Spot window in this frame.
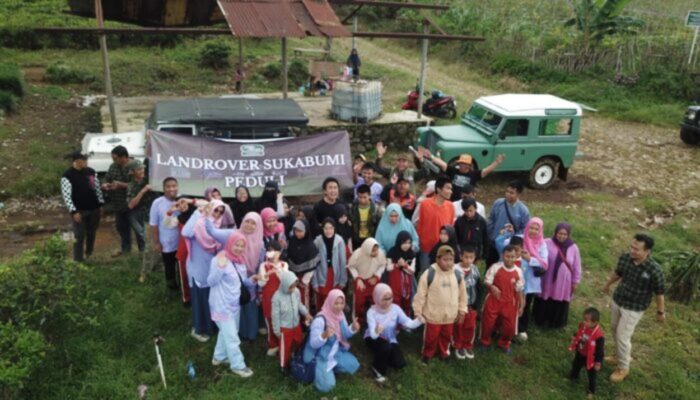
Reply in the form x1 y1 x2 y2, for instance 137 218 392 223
539 118 573 136
157 125 195 136
501 119 529 137
465 104 502 131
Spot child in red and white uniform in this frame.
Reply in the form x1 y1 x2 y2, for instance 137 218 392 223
347 238 386 326
453 244 482 360
480 244 525 353
272 270 312 371
257 240 288 356
569 307 604 399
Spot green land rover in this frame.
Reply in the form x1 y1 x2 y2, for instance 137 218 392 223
415 94 583 189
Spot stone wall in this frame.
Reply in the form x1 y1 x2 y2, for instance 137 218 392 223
307 120 429 154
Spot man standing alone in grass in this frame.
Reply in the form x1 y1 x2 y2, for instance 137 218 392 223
603 234 666 383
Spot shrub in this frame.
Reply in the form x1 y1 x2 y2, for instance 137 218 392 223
0 90 18 113
288 59 309 87
45 62 95 84
0 62 26 98
0 235 100 396
260 62 282 80
658 250 700 304
199 41 231 69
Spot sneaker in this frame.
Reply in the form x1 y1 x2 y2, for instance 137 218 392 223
111 250 123 258
266 347 279 356
372 368 386 384
464 349 475 359
190 328 210 343
258 327 268 335
609 368 629 383
420 356 430 366
230 367 254 378
455 349 467 360
212 358 228 367
517 332 528 342
604 355 618 365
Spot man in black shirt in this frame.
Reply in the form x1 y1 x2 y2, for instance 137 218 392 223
423 150 505 201
313 177 341 225
60 151 104 261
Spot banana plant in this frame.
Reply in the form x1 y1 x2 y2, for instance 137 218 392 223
564 0 643 56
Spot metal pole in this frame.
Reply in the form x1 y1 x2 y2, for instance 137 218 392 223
417 23 429 119
689 27 699 66
95 0 118 133
281 37 288 99
352 16 357 49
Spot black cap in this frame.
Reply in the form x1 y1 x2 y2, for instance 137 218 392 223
67 150 88 161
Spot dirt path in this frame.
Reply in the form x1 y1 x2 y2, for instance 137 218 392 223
342 39 700 205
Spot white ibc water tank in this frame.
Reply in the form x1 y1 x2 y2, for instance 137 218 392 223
331 80 382 122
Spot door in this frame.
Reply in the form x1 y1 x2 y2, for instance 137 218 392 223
493 118 530 171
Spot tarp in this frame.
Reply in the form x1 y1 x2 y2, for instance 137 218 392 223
148 130 353 196
150 98 309 126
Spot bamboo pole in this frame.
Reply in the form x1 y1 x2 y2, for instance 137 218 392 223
95 0 117 133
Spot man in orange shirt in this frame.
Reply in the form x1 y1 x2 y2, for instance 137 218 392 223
416 176 454 275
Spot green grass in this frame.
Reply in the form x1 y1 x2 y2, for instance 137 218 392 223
14 196 700 399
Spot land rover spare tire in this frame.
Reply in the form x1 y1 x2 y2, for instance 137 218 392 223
529 158 559 189
680 127 700 145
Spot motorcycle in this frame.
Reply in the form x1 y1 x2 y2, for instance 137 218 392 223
402 88 457 119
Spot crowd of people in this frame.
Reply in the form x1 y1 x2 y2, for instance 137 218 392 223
60 142 667 398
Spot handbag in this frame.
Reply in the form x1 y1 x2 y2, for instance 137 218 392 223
290 316 326 384
531 265 546 277
233 266 251 306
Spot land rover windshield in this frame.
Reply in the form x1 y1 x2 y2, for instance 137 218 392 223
463 104 502 135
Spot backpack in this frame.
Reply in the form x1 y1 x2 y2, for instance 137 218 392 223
290 315 326 384
427 266 463 288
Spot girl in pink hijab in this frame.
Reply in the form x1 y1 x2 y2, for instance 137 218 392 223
518 217 549 342
363 283 423 383
260 207 287 249
304 289 361 393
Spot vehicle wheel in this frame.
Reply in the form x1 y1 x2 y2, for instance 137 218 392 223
442 106 457 119
680 128 700 145
529 158 559 189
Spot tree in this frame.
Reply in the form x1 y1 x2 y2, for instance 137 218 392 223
565 0 643 62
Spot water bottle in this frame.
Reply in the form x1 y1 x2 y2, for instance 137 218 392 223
186 360 196 380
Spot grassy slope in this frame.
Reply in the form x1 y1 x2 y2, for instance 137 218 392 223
19 190 700 400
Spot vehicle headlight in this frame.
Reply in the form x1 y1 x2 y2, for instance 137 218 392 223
686 110 697 121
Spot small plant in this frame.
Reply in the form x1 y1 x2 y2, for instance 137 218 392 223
288 59 309 87
199 41 231 69
45 62 95 84
260 62 281 80
0 62 25 112
657 250 700 304
0 90 18 112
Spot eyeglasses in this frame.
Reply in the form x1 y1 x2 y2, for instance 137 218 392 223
213 208 223 214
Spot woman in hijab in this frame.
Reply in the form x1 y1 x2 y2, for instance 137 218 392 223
205 210 265 341
303 289 360 393
385 231 416 316
255 181 285 217
286 219 320 310
181 200 227 343
332 203 353 247
298 205 321 239
534 222 581 328
517 217 549 342
312 218 348 311
205 187 235 228
261 207 287 249
229 186 256 228
347 238 387 326
428 225 460 265
364 283 423 383
208 231 259 378
375 203 419 254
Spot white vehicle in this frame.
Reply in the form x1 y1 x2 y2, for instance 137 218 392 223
82 131 146 173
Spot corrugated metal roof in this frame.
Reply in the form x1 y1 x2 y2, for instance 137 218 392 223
217 0 350 38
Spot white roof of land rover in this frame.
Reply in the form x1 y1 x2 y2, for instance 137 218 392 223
476 94 583 117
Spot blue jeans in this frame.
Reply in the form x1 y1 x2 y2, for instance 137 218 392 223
128 208 146 252
315 349 360 393
190 281 214 336
213 310 246 371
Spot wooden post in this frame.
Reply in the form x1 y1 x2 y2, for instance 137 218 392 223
689 27 699 66
417 23 429 119
325 37 332 60
238 37 243 66
352 16 357 49
95 0 118 133
281 37 288 99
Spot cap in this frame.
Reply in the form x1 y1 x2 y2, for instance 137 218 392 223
67 150 88 161
293 220 306 232
421 180 436 197
355 154 367 162
437 245 455 258
396 152 410 161
127 159 145 171
455 154 473 165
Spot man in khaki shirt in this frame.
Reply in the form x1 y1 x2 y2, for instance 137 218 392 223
413 246 467 365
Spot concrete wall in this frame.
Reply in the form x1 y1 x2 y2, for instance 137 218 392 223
307 120 429 154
